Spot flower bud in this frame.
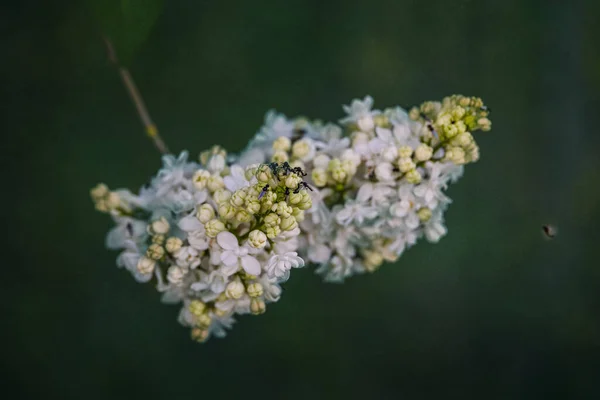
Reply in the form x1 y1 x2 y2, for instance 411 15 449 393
151 216 170 235
167 265 185 284
250 298 266 315
313 154 331 169
280 216 298 231
375 163 393 181
246 200 261 214
247 282 264 298
414 144 433 162
398 157 416 173
363 250 384 272
218 203 237 220
196 313 212 328
264 213 281 227
213 189 232 205
248 230 267 249
191 327 209 342
137 256 156 275
285 174 302 189
196 204 215 223
192 169 211 190
188 300 206 317
106 192 121 209
292 139 312 160
405 169 422 184
225 281 245 299
265 226 281 239
147 243 165 260
235 210 252 223
272 150 288 163
272 136 291 152
207 175 225 192
311 168 328 187
205 219 226 237
90 183 109 199
165 237 183 253
229 191 246 207
417 207 432 222
256 165 272 183
152 234 165 245
398 145 413 159
272 202 293 218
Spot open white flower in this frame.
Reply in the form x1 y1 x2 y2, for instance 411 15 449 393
266 252 305 281
216 231 261 276
223 165 250 192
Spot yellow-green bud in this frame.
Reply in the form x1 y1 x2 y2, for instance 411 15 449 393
197 313 212 329
213 189 232 205
147 243 165 260
272 201 293 218
152 234 165 245
189 300 206 317
405 169 422 184
191 327 209 343
105 192 121 209
246 200 261 215
151 216 170 235
230 191 247 207
248 230 267 249
398 157 416 173
363 250 384 272
256 165 272 183
247 282 264 298
264 213 281 227
136 256 156 275
250 298 266 315
285 174 302 189
225 281 245 299
408 107 420 120
165 237 183 253
236 210 252 223
272 150 289 163
398 145 413 159
478 117 492 131
192 169 211 190
218 203 237 220
292 139 311 160
197 204 215 223
272 136 292 152
455 132 473 147
417 207 432 222
265 226 281 239
414 144 433 162
205 219 226 237
280 216 298 231
90 183 109 199
207 175 225 192
312 168 328 187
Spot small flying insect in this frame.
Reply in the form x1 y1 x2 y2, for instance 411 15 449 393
480 105 491 113
294 181 313 194
420 112 439 140
258 184 270 200
280 162 292 175
542 224 558 239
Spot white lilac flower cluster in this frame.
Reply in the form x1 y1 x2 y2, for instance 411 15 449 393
235 95 492 282
93 94 491 342
91 149 311 342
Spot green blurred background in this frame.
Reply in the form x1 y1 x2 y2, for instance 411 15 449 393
4 0 600 398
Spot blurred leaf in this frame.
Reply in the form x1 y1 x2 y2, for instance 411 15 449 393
87 0 164 65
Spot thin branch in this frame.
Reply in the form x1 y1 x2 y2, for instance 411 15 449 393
104 37 170 155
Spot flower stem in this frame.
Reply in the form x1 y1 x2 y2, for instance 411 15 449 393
103 37 170 155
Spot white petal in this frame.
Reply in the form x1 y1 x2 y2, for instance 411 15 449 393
221 250 239 267
357 184 373 203
241 255 261 275
178 214 203 232
217 231 239 250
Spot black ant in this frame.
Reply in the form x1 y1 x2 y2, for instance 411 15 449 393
292 166 307 177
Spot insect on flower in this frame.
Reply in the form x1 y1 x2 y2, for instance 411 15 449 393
420 113 439 140
294 181 313 194
258 184 270 200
